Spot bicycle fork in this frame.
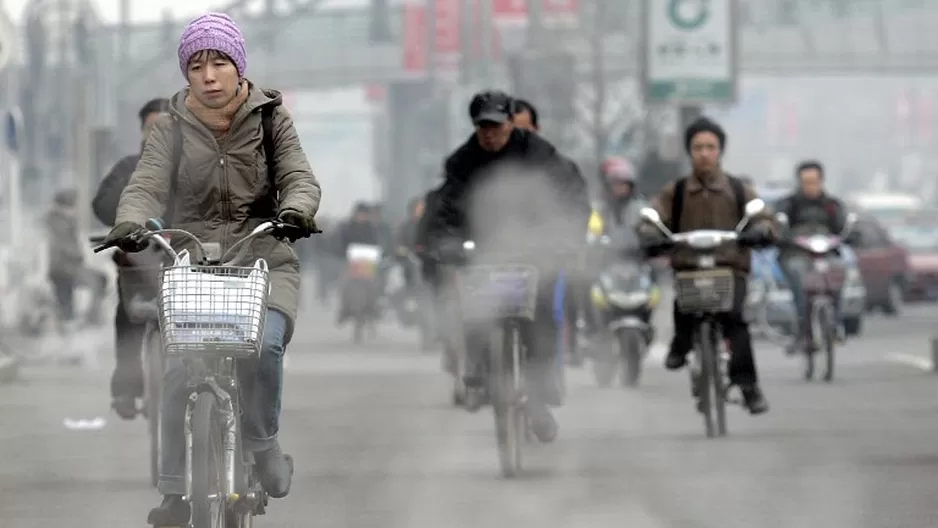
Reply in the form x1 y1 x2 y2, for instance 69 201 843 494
184 378 239 502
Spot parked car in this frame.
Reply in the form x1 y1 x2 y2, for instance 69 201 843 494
885 219 938 302
848 214 910 314
847 192 923 227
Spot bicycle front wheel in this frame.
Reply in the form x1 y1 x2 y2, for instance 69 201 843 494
819 302 836 382
491 323 523 478
190 393 228 528
143 329 163 488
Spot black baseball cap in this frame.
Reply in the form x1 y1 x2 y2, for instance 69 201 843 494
468 90 512 125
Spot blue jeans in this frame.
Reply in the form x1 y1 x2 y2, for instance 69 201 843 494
158 309 288 495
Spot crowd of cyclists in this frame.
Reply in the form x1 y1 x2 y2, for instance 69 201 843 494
53 11 857 526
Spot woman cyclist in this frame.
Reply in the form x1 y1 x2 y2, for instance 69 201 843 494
101 13 321 526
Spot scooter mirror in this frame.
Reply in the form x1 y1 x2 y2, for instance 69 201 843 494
744 199 766 218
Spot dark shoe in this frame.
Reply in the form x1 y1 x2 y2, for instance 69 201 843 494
255 445 294 499
740 385 769 415
146 494 190 526
463 376 489 413
527 402 558 443
664 345 688 370
112 395 138 420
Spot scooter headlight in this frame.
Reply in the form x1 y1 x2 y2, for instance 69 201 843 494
607 291 649 308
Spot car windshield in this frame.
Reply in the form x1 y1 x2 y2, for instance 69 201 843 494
889 225 938 254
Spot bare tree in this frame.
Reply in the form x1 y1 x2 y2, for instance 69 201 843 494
572 0 666 181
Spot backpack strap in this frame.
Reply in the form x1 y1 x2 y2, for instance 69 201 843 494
727 175 745 220
260 104 278 201
670 175 745 232
162 104 280 226
671 177 686 232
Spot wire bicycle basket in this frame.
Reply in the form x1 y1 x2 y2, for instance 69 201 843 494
674 268 736 315
460 264 540 321
158 251 270 359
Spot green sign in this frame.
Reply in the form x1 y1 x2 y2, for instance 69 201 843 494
643 0 738 104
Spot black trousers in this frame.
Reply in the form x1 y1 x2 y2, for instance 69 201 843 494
110 279 147 399
671 274 759 385
49 274 76 322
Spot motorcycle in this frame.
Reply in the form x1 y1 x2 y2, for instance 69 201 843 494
586 236 659 388
341 243 383 343
775 212 857 382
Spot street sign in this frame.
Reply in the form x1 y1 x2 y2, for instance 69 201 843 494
4 107 23 154
642 0 738 104
0 8 15 73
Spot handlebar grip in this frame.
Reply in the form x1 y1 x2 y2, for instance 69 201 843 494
93 241 115 253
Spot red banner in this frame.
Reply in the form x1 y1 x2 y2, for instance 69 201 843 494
492 0 577 23
402 2 426 72
435 0 460 55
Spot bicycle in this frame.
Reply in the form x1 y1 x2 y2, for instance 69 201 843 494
91 227 167 488
640 200 769 438
458 240 541 477
775 213 857 382
94 220 304 528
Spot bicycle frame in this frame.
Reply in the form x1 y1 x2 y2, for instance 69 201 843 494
688 316 731 438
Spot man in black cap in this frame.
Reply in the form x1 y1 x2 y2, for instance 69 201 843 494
426 90 590 442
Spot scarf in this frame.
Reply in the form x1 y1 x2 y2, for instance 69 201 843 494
185 80 249 137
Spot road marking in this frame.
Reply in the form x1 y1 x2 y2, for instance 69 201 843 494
884 353 934 372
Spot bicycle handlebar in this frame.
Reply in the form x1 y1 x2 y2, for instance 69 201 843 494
92 220 309 265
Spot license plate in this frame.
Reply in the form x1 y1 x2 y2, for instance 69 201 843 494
693 277 714 287
697 255 715 268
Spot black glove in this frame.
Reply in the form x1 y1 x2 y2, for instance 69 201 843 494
739 225 774 248
277 209 319 240
103 221 146 252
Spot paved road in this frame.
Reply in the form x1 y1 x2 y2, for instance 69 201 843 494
3 303 938 527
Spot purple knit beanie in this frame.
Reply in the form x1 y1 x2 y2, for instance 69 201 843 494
177 13 247 79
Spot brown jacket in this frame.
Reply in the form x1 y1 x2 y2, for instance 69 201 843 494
115 83 322 342
639 171 773 274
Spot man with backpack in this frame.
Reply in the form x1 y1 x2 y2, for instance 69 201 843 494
92 97 169 420
638 117 773 415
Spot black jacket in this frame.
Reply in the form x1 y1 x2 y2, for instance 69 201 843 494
92 154 140 227
775 192 847 236
426 129 589 260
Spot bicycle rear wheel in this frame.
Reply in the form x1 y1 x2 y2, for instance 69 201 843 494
491 322 523 478
190 393 229 528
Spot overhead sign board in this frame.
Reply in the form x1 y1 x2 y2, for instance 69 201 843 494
642 0 738 104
